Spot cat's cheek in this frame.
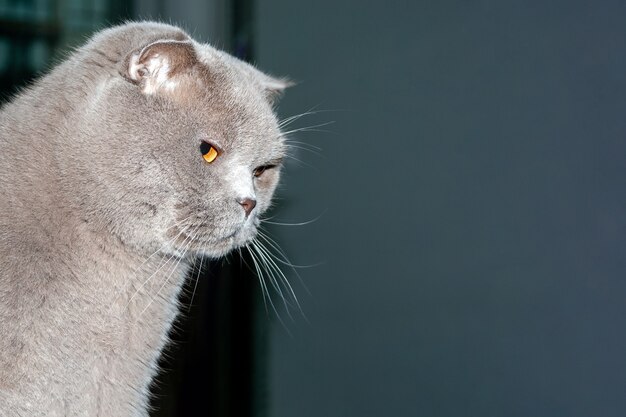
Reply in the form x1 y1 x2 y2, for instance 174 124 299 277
254 172 280 198
255 186 279 213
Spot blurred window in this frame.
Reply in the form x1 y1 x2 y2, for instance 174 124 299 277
0 0 130 100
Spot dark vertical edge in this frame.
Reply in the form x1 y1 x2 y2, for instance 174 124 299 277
232 0 269 416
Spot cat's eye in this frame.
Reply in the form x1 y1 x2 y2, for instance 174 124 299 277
253 164 276 178
200 141 219 163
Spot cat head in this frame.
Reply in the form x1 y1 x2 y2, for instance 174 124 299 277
67 23 290 258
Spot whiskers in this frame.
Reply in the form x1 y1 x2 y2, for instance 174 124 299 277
277 105 338 130
111 106 330 325
236 106 334 327
243 218 326 331
245 238 303 332
281 121 336 137
138 223 201 316
261 210 327 227
113 219 203 320
186 256 205 313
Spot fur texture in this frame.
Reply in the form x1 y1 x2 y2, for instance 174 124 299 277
0 22 287 416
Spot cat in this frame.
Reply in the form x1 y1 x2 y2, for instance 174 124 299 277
0 21 289 416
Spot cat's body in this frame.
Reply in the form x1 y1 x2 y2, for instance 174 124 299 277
0 22 287 416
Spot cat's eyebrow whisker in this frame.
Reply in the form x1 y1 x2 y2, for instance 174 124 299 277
283 153 317 170
278 106 345 129
284 139 323 151
278 104 324 128
284 142 321 151
284 143 325 158
280 121 336 136
278 110 317 128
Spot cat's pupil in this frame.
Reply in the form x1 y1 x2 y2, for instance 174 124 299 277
199 141 211 155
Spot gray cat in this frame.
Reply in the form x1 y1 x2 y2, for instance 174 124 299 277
0 22 288 416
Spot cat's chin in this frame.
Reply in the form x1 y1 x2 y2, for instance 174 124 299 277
186 228 257 259
192 241 248 259
160 216 259 259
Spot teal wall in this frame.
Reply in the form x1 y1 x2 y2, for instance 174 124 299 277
256 2 626 416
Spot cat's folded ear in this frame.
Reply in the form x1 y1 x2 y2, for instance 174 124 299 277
121 39 197 95
260 75 294 105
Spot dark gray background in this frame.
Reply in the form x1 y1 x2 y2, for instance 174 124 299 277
255 1 626 416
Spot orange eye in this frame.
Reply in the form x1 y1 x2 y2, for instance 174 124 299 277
200 141 219 163
253 164 277 178
253 166 266 177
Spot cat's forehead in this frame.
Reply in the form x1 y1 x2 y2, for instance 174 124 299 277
182 46 283 148
107 24 288 155
201 56 275 126
193 43 257 82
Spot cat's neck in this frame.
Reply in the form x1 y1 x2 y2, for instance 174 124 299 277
65 216 193 333
74 239 192 415
0 209 193 415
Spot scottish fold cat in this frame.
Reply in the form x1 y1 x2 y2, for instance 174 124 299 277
0 22 288 416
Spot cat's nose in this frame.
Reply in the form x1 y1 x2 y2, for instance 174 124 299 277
238 198 257 217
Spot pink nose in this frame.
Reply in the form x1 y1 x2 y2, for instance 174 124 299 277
238 198 257 217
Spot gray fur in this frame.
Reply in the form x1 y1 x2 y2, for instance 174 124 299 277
0 22 287 416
